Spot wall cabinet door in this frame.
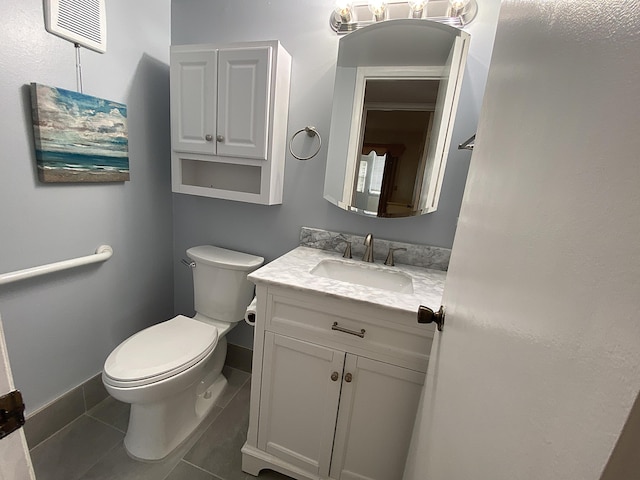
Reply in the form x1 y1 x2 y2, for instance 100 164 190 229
330 355 425 480
257 333 344 479
170 46 270 160
170 49 217 155
217 47 271 160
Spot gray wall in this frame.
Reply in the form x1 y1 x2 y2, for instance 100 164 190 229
0 0 173 414
171 0 502 348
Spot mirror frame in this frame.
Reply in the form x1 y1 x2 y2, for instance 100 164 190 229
323 19 470 218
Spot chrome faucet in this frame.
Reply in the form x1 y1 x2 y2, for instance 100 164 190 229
362 233 374 262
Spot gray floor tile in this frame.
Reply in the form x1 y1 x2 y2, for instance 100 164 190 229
165 461 216 480
184 382 292 480
217 366 251 409
79 405 223 480
87 396 130 432
79 442 183 480
30 415 123 480
24 386 85 449
184 381 251 479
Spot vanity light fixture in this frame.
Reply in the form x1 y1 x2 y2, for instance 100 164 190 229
330 0 477 33
368 0 388 21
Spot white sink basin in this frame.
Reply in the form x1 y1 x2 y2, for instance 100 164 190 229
310 259 414 293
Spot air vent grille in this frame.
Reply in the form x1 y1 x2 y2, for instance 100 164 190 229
44 0 107 53
57 0 102 44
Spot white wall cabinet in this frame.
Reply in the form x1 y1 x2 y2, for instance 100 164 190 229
170 41 291 204
242 286 433 480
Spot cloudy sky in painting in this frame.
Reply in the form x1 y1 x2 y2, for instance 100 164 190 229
32 84 128 158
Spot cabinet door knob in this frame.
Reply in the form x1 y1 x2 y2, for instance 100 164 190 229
216 134 225 142
331 371 339 382
344 373 353 383
205 134 213 142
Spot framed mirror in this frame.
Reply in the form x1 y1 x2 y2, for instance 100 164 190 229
323 19 470 218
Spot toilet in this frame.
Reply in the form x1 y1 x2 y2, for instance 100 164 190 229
102 245 264 460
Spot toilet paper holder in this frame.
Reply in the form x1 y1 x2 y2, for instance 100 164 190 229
245 296 258 326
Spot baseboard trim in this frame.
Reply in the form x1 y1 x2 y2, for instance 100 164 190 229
23 349 253 450
23 372 108 450
226 343 253 373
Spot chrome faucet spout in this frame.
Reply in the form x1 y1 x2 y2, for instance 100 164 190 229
362 233 374 263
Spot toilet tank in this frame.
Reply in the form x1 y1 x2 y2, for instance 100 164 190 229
186 246 264 323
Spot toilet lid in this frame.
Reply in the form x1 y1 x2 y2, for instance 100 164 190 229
103 315 218 387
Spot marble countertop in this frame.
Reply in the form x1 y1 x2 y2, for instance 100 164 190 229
248 246 446 315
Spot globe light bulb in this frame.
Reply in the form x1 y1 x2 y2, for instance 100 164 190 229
408 0 428 18
448 0 470 15
334 0 354 23
368 0 388 21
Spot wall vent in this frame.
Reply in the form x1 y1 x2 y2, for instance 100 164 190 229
44 0 107 53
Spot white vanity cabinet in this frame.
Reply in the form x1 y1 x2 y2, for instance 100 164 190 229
170 41 291 204
242 286 434 480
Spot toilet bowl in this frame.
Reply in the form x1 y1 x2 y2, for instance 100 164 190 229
102 245 264 460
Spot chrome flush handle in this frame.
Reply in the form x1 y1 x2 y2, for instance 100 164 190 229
181 258 195 268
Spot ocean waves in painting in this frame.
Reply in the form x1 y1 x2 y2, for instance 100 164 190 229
36 150 130 173
30 83 130 183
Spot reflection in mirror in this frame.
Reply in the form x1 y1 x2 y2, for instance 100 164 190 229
323 19 470 218
353 79 438 217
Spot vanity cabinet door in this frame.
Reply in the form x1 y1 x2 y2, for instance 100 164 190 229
170 49 218 155
330 355 425 480
257 333 345 478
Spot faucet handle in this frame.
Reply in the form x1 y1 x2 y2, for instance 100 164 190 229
384 247 407 267
342 241 352 259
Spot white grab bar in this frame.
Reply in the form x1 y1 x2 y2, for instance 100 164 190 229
0 245 113 286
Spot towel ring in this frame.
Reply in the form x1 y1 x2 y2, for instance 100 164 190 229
289 126 322 161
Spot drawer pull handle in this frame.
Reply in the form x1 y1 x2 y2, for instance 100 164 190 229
331 322 365 338
331 371 339 382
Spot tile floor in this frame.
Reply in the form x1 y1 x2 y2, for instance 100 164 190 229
29 367 292 480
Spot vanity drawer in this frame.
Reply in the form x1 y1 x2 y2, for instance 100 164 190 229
263 288 434 373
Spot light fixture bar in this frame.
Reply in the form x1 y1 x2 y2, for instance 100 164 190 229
330 0 477 34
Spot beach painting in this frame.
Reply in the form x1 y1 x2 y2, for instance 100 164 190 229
30 83 129 183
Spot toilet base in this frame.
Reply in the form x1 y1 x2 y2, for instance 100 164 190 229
124 373 228 461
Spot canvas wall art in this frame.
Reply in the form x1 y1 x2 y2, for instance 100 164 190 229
30 83 129 182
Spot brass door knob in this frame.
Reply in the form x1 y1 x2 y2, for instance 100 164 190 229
344 373 353 383
417 305 445 332
331 372 339 381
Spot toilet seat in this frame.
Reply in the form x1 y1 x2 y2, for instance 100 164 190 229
103 315 218 388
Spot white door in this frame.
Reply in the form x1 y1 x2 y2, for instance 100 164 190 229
404 2 640 480
217 46 271 160
0 314 35 480
170 49 217 154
